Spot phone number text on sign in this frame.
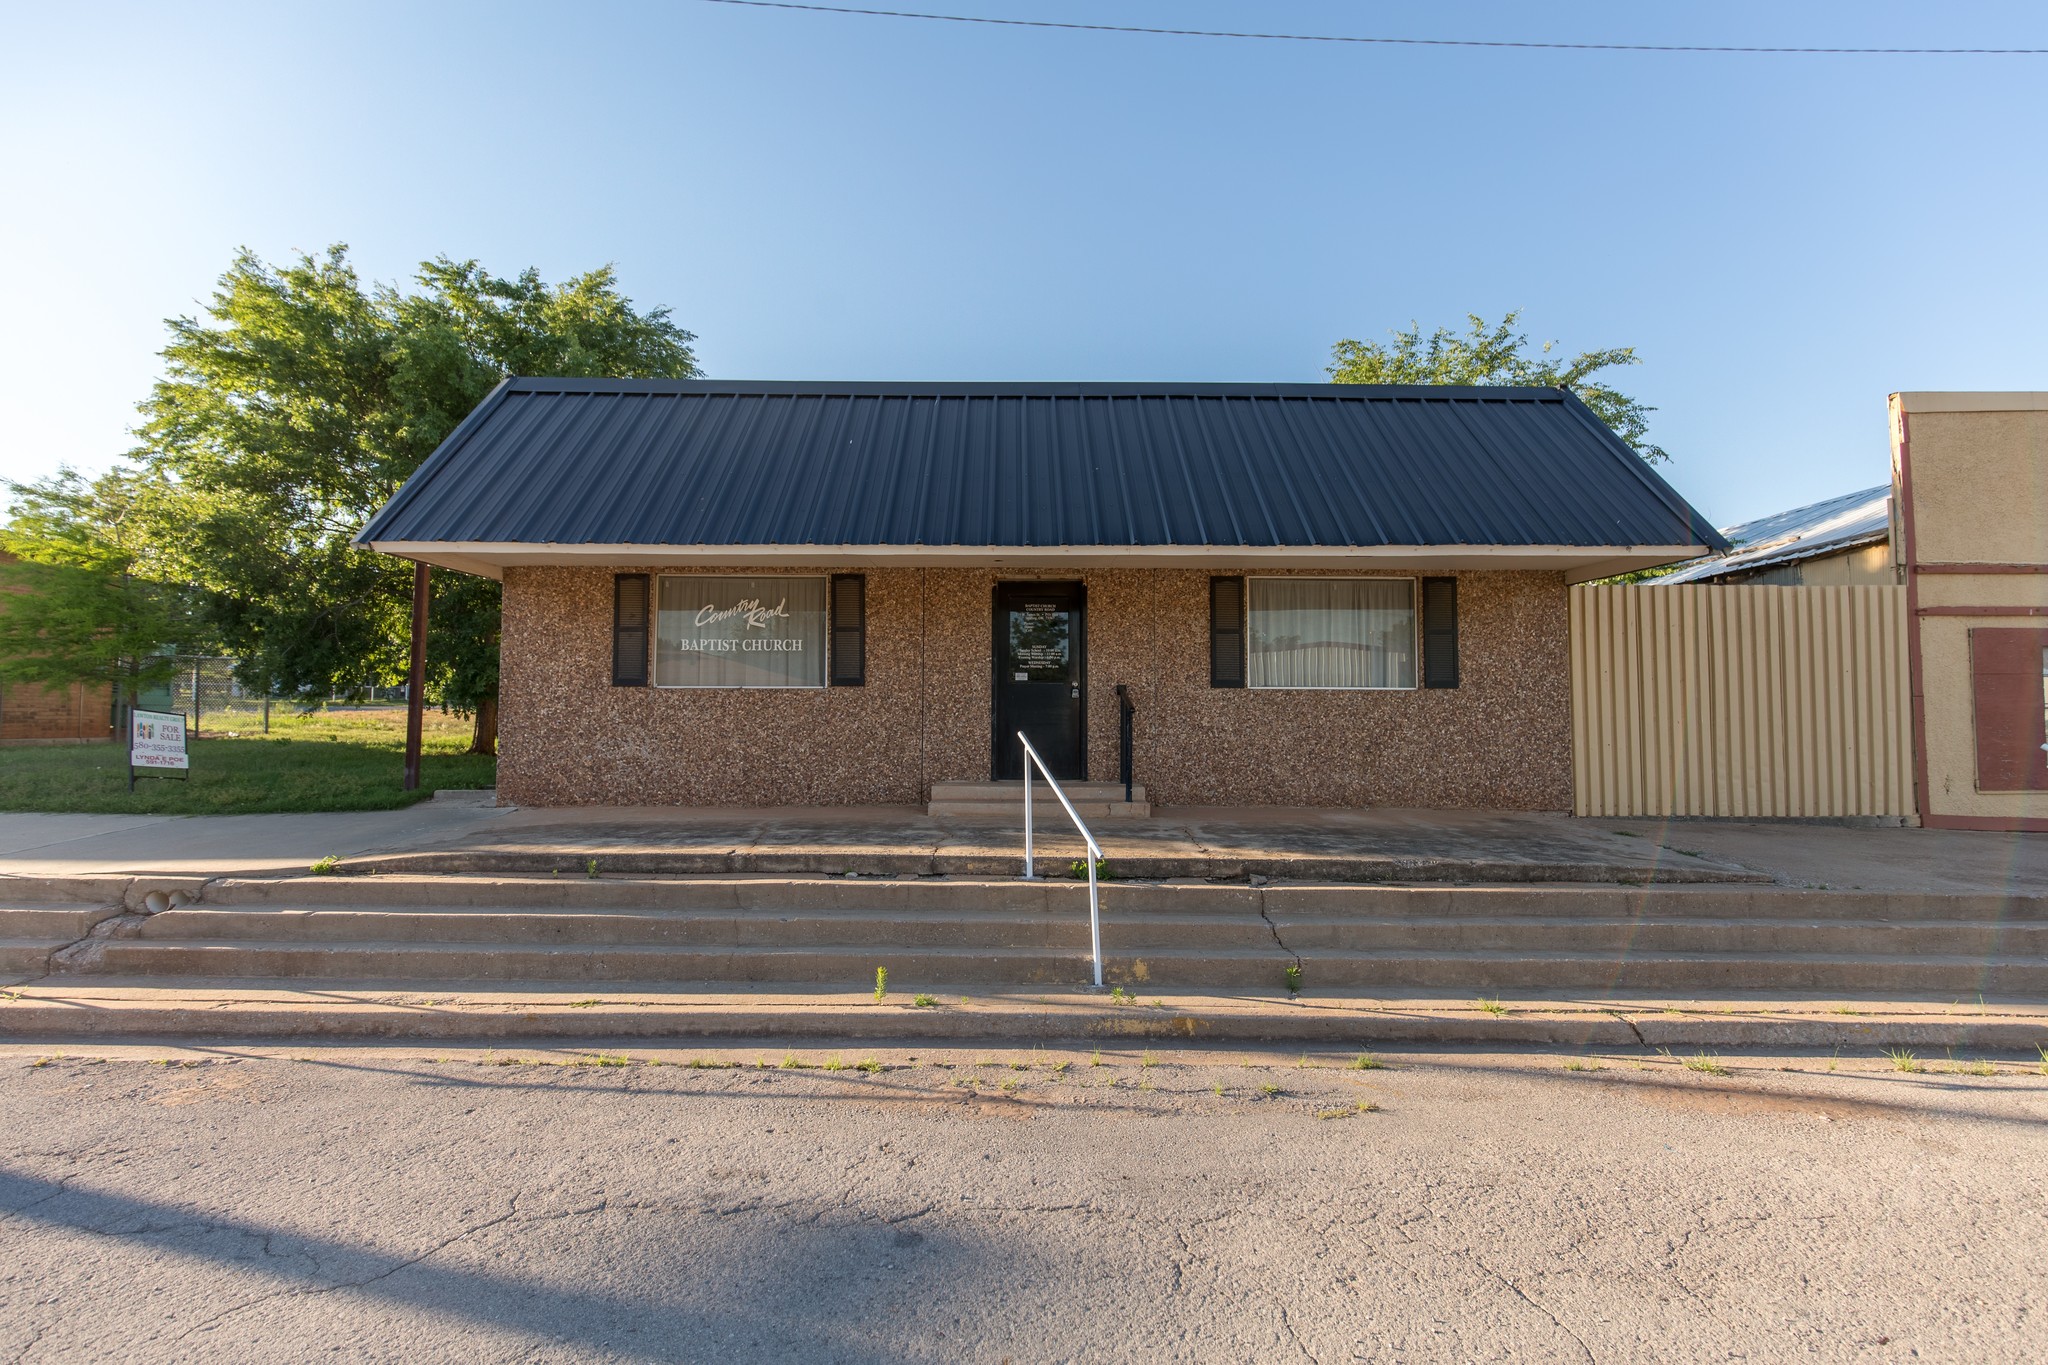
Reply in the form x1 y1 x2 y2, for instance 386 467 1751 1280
131 710 190 770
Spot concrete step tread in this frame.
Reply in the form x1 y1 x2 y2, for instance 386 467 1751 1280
930 781 1147 799
6 980 2046 1046
926 803 1152 819
91 938 2048 966
141 903 2048 931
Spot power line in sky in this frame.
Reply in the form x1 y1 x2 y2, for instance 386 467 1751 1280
696 0 2048 56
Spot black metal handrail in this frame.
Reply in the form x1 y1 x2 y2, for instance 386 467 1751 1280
1114 683 1135 804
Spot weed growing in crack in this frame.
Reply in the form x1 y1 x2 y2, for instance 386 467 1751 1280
1349 1052 1386 1071
586 859 600 879
1682 1051 1729 1077
1109 985 1134 1006
309 855 339 875
1089 1049 1103 1067
1317 1104 1368 1120
824 1055 847 1072
567 999 601 1009
1959 1059 1996 1077
1563 1059 1604 1073
874 967 887 1003
1259 1083 1281 1097
1475 998 1508 1016
912 994 938 1008
780 1052 812 1070
1140 1050 1158 1068
1886 1048 1924 1074
1283 964 1303 996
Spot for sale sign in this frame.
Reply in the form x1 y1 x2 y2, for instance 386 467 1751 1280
130 709 189 770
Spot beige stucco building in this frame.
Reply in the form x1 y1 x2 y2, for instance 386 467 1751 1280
1892 392 2048 831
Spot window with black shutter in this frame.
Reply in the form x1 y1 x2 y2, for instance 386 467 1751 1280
1210 576 1245 688
829 574 866 686
1422 576 1459 689
612 574 649 686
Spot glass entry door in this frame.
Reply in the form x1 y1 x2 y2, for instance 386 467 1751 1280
993 582 1085 781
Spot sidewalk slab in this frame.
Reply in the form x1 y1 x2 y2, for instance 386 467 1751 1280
4 981 2043 1049
6 802 2044 894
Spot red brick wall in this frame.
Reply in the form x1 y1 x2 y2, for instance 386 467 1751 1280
0 680 115 743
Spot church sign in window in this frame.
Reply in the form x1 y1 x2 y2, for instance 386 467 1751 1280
654 576 827 688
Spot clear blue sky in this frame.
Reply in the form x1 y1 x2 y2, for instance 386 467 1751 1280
3 1 2045 527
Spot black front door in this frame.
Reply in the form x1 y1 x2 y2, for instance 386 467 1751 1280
993 582 1085 781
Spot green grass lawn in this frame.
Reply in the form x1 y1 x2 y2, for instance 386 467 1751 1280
0 706 496 814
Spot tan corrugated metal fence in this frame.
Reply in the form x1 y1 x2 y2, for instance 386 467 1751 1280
1570 584 1913 818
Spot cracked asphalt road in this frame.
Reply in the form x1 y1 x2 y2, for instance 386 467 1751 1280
0 1043 2042 1363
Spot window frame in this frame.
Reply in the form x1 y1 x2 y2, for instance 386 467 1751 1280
1244 575 1422 693
650 573 832 691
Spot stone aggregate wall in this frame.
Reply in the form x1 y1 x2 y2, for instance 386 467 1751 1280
498 565 1571 810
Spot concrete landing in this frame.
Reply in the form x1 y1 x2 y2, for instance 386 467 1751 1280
330 806 1774 885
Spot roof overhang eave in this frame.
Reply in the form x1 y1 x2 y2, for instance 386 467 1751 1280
359 540 1711 581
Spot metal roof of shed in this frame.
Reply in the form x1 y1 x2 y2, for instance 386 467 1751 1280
1657 484 1892 584
358 379 1728 578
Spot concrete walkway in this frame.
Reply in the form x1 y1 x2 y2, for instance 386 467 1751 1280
0 794 512 879
4 799 2044 892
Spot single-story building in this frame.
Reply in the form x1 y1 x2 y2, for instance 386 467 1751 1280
1655 483 1896 586
357 379 1726 809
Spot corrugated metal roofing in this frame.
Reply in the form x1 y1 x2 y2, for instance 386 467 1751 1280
357 379 1728 553
1657 484 1891 584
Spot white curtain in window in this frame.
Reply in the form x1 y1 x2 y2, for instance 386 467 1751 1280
655 576 827 687
1248 579 1416 689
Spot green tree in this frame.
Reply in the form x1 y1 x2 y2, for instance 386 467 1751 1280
1327 311 1667 462
0 467 204 719
133 246 699 753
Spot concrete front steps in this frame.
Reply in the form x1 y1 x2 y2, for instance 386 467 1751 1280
25 874 2048 998
0 876 158 977
927 780 1150 819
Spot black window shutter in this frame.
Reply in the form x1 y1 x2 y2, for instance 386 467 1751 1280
612 574 650 687
1210 576 1245 688
1422 576 1459 689
830 574 866 686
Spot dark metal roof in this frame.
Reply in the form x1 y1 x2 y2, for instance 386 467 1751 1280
358 378 1728 552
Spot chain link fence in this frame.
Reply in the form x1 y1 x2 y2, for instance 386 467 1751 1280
146 657 419 736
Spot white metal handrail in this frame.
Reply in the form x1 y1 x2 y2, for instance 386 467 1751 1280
1017 730 1105 988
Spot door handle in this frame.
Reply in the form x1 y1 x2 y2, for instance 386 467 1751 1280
1071 687 1080 699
